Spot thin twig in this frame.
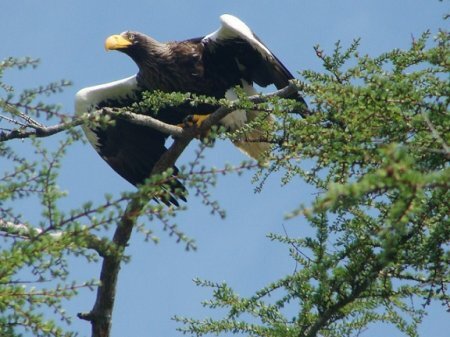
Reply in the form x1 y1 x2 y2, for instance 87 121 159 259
0 114 29 128
0 219 108 256
0 118 83 141
421 110 450 155
0 219 63 239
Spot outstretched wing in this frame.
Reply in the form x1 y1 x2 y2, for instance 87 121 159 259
198 15 306 160
75 75 186 205
202 14 305 104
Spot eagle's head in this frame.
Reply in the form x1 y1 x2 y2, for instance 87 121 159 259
104 31 183 90
105 31 149 52
104 31 168 66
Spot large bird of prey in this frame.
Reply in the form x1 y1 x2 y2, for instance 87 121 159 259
75 14 305 205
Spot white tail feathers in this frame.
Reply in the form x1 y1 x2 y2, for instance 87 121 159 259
229 110 273 162
232 132 272 161
221 83 273 162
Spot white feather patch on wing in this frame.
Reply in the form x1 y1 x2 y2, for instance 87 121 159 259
203 14 273 57
220 80 273 161
74 75 139 149
220 80 258 130
220 89 246 130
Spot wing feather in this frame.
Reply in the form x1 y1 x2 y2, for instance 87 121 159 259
202 14 303 98
75 75 185 205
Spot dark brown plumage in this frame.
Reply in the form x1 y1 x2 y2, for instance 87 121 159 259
75 14 306 205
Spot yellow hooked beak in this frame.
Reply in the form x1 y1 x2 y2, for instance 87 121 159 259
105 34 132 51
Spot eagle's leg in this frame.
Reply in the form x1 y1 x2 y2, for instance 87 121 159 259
179 114 210 128
178 114 211 139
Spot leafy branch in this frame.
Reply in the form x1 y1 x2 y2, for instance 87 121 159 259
174 28 449 337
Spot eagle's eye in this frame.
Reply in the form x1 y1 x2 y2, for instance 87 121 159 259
127 33 136 42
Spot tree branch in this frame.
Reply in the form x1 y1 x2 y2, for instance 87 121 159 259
0 219 109 257
202 81 301 128
300 220 420 337
0 118 84 141
1 83 302 337
1 82 303 142
0 219 63 239
75 84 303 337
76 83 303 337
77 197 144 337
151 82 302 173
421 110 450 155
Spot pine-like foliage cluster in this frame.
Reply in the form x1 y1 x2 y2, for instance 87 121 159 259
0 25 448 337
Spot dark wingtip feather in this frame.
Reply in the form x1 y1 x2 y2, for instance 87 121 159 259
163 178 188 207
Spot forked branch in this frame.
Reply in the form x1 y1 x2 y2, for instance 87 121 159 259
2 83 303 337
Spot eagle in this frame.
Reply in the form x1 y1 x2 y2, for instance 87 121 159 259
75 14 305 205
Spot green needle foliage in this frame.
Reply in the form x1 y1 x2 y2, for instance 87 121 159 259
174 31 449 337
0 24 448 337
0 58 103 337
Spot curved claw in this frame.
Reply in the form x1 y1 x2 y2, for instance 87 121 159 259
177 114 211 138
178 114 210 128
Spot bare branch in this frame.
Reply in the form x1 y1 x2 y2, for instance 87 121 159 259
0 118 83 141
1 82 303 142
77 197 144 337
0 113 29 128
102 108 184 137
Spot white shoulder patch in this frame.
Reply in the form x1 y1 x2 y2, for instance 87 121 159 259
74 74 138 149
220 80 258 130
75 75 138 115
203 14 272 56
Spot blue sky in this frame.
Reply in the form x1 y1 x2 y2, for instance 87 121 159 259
2 1 448 336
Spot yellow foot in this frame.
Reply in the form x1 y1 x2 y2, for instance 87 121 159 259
177 114 211 139
178 114 210 128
